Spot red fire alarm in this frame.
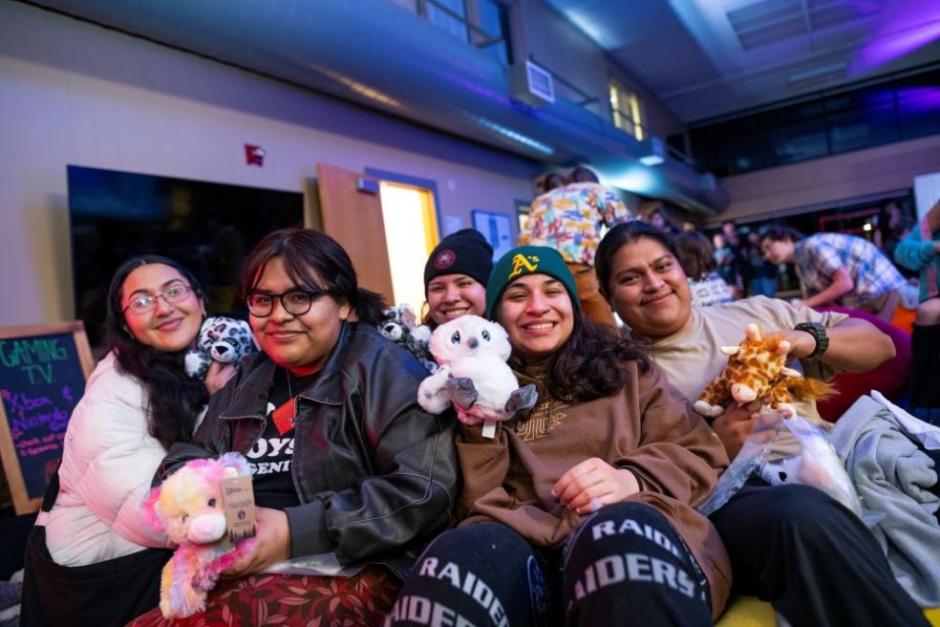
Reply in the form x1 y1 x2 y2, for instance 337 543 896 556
244 144 266 167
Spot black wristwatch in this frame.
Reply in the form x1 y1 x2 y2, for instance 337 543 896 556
794 321 829 359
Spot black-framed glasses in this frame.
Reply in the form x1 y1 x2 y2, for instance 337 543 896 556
123 282 194 315
246 289 331 317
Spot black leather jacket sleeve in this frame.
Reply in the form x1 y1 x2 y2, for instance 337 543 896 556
285 341 458 563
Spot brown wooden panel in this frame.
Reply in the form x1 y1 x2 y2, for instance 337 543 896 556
316 163 394 305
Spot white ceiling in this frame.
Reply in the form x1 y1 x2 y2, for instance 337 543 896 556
545 0 940 123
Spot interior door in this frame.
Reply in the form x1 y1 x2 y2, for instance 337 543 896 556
316 163 394 305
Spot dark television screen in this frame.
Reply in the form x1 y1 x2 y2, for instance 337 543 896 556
68 165 304 347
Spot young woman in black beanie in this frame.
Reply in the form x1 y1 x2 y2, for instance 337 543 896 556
423 228 494 328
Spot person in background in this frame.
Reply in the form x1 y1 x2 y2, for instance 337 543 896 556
132 228 458 626
423 228 493 329
520 165 632 325
647 208 680 235
532 170 567 197
744 228 777 297
21 256 236 627
712 232 740 298
674 230 733 307
388 246 731 626
894 199 940 424
877 202 914 269
595 222 926 627
760 225 906 320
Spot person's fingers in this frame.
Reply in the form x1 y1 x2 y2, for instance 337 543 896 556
566 468 639 514
220 552 252 579
565 483 609 512
554 460 606 505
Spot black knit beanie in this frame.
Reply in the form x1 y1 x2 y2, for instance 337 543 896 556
424 229 494 295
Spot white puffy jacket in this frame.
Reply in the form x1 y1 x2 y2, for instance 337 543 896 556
41 352 169 566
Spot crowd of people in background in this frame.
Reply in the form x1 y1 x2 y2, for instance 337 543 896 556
11 164 940 627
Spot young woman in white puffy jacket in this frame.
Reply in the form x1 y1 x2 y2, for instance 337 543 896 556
22 255 235 627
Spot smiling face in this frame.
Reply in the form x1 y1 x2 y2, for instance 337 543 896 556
426 273 487 326
497 274 574 360
121 263 204 353
248 256 350 375
605 237 692 339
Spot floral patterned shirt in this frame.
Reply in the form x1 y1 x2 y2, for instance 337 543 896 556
519 182 632 265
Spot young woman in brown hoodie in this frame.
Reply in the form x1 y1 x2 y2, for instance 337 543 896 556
387 246 731 627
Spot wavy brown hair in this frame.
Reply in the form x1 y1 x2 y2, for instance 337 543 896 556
105 255 208 449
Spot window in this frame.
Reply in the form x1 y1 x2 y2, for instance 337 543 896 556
609 82 644 140
420 0 469 42
689 65 940 175
417 0 510 64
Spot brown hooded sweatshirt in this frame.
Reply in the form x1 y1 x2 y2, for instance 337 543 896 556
456 360 733 618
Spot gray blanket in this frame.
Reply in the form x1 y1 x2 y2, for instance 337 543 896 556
831 393 940 607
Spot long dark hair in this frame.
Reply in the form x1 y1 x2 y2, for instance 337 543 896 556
496 293 649 405
595 221 680 300
105 255 208 449
241 227 386 325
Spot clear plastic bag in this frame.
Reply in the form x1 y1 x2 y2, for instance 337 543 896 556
758 415 863 518
698 411 863 518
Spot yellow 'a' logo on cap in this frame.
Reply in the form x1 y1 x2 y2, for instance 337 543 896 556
508 254 539 279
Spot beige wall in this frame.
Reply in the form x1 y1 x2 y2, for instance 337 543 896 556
0 2 538 327
718 133 940 223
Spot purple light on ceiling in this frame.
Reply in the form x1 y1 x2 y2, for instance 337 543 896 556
896 87 940 112
853 6 940 75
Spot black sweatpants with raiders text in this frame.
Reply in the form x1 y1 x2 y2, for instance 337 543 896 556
385 501 712 627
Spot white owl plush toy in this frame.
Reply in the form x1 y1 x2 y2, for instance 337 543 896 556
418 315 538 438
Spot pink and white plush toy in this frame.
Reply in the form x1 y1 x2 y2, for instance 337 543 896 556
418 315 537 437
143 453 256 618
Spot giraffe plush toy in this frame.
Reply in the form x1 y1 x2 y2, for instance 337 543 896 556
693 323 833 418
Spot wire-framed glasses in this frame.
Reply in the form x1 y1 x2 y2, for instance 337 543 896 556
246 289 331 317
123 282 194 315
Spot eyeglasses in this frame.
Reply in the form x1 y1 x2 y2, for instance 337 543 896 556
246 289 331 317
123 283 194 315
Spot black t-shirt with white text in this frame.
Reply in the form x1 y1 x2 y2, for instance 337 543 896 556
247 369 317 510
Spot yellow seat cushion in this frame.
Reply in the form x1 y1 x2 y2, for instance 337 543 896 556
926 607 940 626
715 597 776 626
716 596 940 626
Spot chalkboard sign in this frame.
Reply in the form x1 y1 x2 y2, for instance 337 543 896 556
0 322 94 514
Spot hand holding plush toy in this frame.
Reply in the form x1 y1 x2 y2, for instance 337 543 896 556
143 453 256 619
693 323 834 418
418 315 538 438
184 316 257 380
